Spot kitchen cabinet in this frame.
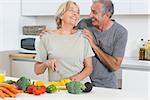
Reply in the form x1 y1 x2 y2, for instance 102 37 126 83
130 0 148 15
21 0 92 16
122 69 149 96
22 0 149 16
121 58 150 95
113 0 149 15
11 60 48 81
112 0 130 15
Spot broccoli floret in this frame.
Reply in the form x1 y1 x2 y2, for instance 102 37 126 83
66 81 85 94
17 77 31 91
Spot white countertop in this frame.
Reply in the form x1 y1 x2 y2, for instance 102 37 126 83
3 77 149 100
121 58 150 71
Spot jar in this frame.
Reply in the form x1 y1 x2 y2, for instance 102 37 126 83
139 48 145 60
145 49 150 61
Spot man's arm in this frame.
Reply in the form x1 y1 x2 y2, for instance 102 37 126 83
92 45 123 71
83 29 125 71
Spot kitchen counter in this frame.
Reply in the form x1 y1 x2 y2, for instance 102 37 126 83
9 53 36 60
122 58 150 71
3 77 149 100
9 53 36 61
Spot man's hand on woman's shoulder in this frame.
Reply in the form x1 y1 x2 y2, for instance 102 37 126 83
39 27 52 37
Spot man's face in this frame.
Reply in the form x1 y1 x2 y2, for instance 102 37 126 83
89 2 105 27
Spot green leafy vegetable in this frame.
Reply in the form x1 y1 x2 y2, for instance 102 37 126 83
66 81 85 94
17 77 31 92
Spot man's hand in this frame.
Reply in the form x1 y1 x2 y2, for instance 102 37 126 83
39 27 51 37
82 29 96 48
44 59 59 72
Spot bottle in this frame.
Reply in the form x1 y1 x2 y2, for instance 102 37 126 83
146 40 150 49
145 40 150 60
139 39 146 60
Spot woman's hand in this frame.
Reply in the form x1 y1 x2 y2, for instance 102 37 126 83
44 59 59 72
69 74 82 81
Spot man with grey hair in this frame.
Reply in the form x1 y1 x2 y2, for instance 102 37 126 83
77 0 128 88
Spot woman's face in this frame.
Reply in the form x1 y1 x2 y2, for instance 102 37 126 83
61 4 80 27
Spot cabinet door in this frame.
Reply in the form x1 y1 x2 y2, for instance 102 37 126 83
22 0 92 16
112 0 130 15
122 69 149 95
130 0 148 14
11 60 48 81
22 0 65 16
75 0 92 15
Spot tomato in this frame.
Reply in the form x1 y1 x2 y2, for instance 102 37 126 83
41 86 46 94
27 85 36 94
27 85 46 95
33 87 42 95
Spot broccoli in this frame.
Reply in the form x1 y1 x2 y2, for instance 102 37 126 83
66 81 85 94
17 76 31 92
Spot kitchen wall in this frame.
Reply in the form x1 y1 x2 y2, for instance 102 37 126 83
0 0 20 51
148 16 150 38
20 15 150 58
112 15 149 57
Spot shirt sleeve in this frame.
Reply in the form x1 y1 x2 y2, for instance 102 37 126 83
34 36 48 62
84 39 95 59
113 28 128 57
77 18 93 29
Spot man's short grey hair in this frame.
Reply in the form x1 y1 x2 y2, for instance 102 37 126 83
93 0 114 18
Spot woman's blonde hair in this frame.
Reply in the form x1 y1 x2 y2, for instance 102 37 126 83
55 1 80 29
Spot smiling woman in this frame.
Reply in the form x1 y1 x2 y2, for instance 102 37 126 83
34 1 95 83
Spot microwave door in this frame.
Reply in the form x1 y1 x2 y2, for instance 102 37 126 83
21 38 35 50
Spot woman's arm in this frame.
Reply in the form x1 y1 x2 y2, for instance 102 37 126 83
34 62 47 75
69 57 93 81
34 59 58 75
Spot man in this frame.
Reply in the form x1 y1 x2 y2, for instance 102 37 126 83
77 0 128 88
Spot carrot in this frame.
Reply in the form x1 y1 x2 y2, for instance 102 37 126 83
0 89 5 98
0 87 16 98
0 83 15 89
3 92 9 97
0 83 23 94
8 87 23 94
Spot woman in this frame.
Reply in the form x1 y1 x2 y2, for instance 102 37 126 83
34 1 95 83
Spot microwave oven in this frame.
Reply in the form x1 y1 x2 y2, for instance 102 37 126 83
19 35 40 54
